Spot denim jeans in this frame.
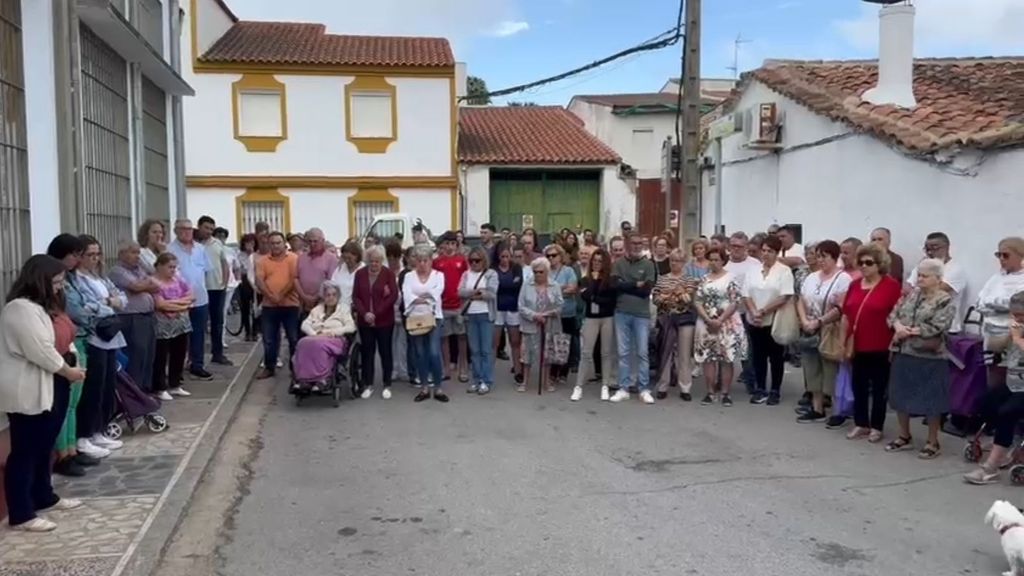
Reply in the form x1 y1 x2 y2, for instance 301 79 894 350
207 289 226 360
466 313 494 386
188 305 209 372
410 322 445 388
614 312 651 391
261 306 299 372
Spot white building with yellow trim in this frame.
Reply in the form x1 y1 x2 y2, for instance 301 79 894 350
182 0 460 243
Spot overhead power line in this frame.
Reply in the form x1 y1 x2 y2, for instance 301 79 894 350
464 26 684 102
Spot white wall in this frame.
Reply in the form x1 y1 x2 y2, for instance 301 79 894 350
187 187 453 245
183 72 453 177
568 100 676 180
21 0 61 252
191 0 234 58
704 79 1024 306
462 165 632 240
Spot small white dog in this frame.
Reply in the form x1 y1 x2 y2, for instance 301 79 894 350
986 500 1024 576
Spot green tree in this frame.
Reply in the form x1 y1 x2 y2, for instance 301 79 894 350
466 76 491 105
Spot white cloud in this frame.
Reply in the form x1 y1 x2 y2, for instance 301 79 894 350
835 0 1024 56
487 20 530 38
225 0 527 53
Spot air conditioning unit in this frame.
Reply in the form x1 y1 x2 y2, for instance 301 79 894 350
745 102 784 150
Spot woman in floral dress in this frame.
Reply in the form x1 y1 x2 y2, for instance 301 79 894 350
694 246 746 407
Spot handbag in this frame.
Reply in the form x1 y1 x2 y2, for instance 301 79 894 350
771 301 800 345
544 331 571 366
836 283 879 362
811 273 842 359
405 313 436 336
94 315 124 342
905 292 943 352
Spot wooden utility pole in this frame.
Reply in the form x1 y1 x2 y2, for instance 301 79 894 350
680 0 702 240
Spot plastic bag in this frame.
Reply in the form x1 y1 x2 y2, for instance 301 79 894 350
834 362 854 417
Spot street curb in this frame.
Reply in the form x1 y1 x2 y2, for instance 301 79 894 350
114 344 261 576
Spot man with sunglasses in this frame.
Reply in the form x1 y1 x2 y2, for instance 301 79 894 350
905 232 968 333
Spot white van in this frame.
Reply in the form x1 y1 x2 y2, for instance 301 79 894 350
359 213 435 251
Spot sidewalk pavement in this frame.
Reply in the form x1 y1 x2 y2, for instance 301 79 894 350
0 339 261 576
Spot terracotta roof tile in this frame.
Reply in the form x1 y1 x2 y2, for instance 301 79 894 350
736 57 1024 153
200 21 455 67
458 107 620 165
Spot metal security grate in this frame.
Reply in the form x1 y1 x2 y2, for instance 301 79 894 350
142 77 168 221
0 0 29 298
240 201 285 234
353 201 394 238
80 25 132 264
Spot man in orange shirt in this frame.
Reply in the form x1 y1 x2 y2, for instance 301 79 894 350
255 232 300 379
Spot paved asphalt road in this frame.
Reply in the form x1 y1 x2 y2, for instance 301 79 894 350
169 361 1022 576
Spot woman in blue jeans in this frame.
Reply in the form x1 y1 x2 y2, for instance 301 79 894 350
459 247 498 394
402 246 448 402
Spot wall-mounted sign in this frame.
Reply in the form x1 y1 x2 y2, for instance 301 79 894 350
669 210 680 228
521 214 534 229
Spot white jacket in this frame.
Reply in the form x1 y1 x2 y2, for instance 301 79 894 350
0 299 67 415
301 303 357 337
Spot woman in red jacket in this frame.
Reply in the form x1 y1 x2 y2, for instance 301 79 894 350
843 243 902 443
353 245 399 400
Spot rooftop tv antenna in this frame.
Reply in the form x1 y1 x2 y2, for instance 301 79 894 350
725 33 751 80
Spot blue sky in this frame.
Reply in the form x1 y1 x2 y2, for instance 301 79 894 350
230 0 1024 105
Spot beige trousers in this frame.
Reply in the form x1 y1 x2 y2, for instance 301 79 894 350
575 316 616 388
656 323 695 394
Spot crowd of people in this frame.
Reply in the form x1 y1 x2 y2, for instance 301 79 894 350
4 215 1024 533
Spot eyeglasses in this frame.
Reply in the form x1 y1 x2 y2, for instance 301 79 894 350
546 253 559 258
469 258 482 263
996 251 1013 259
729 243 746 249
858 259 876 267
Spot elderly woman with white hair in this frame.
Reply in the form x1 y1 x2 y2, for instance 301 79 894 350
353 245 399 399
109 240 160 393
290 281 356 393
885 258 955 459
518 256 564 393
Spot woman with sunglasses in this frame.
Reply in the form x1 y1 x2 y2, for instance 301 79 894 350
976 237 1024 389
459 247 498 394
842 243 901 443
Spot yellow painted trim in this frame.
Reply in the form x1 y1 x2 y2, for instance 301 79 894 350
348 188 399 236
232 74 288 153
187 175 457 188
189 0 199 71
194 61 456 77
235 188 292 235
344 76 398 154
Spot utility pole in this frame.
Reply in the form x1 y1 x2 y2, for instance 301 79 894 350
680 0 702 241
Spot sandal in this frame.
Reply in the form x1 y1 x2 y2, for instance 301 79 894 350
846 427 870 440
868 430 884 443
918 443 941 460
885 436 913 452
414 391 431 403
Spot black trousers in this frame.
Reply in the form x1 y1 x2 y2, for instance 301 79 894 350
239 279 255 338
979 383 1024 448
5 376 69 526
208 289 226 360
749 325 785 394
359 325 395 388
852 351 891 430
78 345 116 439
153 333 189 392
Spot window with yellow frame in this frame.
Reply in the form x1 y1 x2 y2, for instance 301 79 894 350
236 189 291 235
345 77 397 154
233 74 288 153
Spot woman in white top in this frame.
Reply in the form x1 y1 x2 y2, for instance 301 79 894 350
402 245 447 403
332 241 366 310
458 247 498 394
1 255 88 532
743 235 795 405
977 236 1024 386
795 240 852 424
137 219 166 273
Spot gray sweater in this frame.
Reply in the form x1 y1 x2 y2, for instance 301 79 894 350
612 256 656 318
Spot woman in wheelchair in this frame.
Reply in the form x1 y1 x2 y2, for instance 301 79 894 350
965 291 1024 485
290 281 356 393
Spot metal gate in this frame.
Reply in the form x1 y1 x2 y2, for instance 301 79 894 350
142 77 169 221
0 0 29 297
80 24 132 259
352 201 394 238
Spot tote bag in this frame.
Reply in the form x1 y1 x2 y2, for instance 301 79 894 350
544 332 571 366
771 301 800 345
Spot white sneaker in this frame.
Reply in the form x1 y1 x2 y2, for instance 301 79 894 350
570 386 584 402
640 390 655 405
610 390 631 403
157 391 173 401
600 385 610 402
39 497 83 512
76 438 110 459
361 387 374 399
382 388 392 400
277 359 284 368
169 387 191 397
92 433 123 450
11 517 57 532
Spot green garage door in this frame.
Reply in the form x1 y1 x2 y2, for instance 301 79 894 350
489 170 600 233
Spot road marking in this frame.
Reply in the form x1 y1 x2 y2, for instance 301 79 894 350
110 344 259 576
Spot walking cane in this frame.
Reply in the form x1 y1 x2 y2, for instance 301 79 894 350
538 320 546 395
